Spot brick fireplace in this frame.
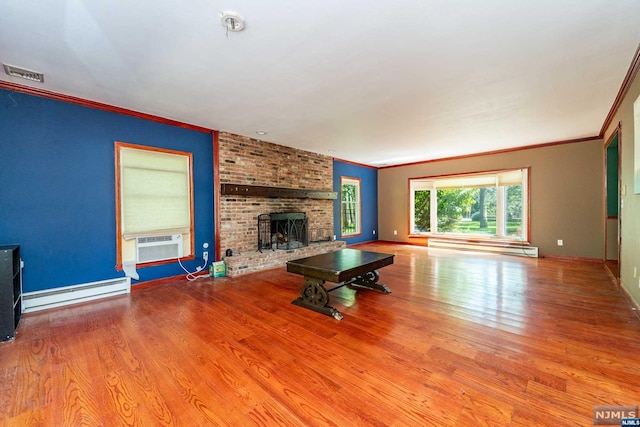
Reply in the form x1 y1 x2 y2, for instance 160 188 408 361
218 132 341 276
258 212 309 251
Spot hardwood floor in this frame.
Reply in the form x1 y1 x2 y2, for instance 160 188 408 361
1 242 639 426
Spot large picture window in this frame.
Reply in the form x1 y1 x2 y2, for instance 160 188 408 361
340 177 361 237
115 142 194 270
409 168 529 242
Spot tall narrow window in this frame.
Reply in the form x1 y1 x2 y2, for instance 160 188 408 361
340 177 361 237
409 168 529 242
115 142 194 270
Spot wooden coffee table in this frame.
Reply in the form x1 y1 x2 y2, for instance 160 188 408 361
286 249 394 320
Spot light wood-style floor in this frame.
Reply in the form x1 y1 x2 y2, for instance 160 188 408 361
1 242 639 426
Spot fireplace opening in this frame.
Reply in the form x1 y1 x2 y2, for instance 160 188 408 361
258 212 308 251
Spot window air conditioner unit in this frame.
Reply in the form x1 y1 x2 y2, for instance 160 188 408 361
136 235 183 263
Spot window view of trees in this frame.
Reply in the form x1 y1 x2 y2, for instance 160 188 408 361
414 189 477 232
410 169 527 241
341 177 361 236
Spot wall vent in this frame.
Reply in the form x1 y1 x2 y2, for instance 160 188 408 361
136 235 183 263
3 64 44 83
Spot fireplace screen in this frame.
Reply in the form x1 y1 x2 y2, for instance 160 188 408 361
258 212 308 251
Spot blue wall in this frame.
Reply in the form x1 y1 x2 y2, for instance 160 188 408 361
333 160 378 245
0 90 214 292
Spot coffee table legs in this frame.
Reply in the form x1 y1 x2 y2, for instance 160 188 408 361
348 270 392 294
291 277 344 320
291 270 391 320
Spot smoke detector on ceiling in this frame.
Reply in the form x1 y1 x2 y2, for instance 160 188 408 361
220 11 245 32
3 64 44 83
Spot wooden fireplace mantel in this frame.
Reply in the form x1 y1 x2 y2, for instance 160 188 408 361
221 183 337 200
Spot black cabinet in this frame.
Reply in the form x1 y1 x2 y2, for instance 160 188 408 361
0 245 22 342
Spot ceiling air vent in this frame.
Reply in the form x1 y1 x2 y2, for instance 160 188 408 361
3 64 44 83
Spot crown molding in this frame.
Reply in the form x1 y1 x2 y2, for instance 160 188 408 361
0 80 212 134
600 42 640 136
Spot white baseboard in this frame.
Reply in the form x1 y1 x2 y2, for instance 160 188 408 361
428 239 539 257
22 277 131 313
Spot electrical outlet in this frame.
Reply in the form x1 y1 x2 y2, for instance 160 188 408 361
203 251 209 262
373 230 376 235
557 239 563 246
394 230 398 235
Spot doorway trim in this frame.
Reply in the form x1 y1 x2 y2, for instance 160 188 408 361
604 123 622 280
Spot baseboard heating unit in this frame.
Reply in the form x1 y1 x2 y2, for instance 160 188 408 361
22 277 131 313
428 239 539 258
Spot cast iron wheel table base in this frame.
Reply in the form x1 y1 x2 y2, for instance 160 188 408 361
286 249 394 320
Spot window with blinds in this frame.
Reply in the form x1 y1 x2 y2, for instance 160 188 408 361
115 142 194 268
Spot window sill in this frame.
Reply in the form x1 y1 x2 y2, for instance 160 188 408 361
341 232 362 238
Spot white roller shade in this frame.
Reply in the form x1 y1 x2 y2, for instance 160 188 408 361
120 146 191 239
435 175 496 189
411 180 435 191
417 169 524 190
497 169 523 186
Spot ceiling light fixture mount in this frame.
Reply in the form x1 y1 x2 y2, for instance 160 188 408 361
220 11 245 32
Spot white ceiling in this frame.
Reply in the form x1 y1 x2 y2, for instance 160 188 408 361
1 1 639 166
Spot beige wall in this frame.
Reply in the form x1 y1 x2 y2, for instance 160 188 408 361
603 68 640 306
378 139 604 258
